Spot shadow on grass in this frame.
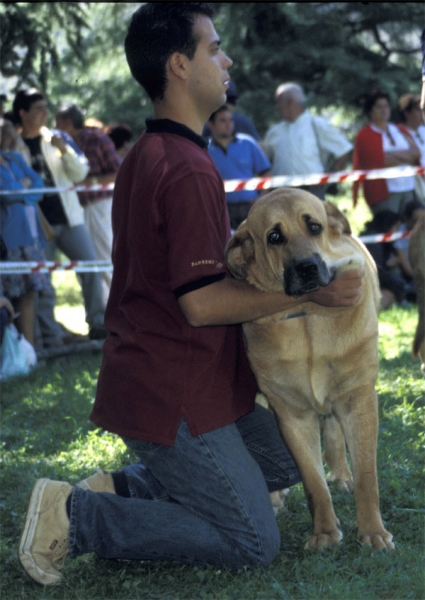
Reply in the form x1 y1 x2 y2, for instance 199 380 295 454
379 349 421 372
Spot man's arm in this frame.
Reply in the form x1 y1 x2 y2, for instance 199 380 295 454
178 269 363 327
384 141 420 167
329 150 352 173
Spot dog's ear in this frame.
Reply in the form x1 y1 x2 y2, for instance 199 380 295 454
324 200 352 235
225 224 255 280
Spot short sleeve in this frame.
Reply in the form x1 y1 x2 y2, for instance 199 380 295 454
163 171 230 292
314 117 353 159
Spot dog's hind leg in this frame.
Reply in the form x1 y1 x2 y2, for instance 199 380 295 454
322 414 353 492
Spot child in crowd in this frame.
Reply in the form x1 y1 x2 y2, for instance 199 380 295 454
361 210 410 309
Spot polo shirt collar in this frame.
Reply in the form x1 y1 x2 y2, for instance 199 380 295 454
209 133 237 154
145 118 208 149
282 109 309 126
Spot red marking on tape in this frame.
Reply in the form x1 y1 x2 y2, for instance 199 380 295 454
48 262 62 272
31 262 45 272
65 261 78 270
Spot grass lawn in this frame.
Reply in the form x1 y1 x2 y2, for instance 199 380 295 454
0 188 424 599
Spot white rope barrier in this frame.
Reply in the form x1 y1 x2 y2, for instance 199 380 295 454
0 164 418 274
0 231 411 274
224 165 425 193
1 165 424 196
0 260 113 274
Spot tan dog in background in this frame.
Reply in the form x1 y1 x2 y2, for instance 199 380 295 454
408 213 425 372
225 188 394 551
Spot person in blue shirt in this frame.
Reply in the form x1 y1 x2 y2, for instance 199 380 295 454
203 81 261 141
0 119 47 347
207 104 270 229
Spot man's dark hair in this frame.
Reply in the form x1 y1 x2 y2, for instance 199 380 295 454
12 88 45 124
3 110 19 126
364 210 400 234
56 104 85 130
124 2 214 102
105 123 133 150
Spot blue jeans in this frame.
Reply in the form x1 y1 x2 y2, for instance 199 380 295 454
69 404 301 569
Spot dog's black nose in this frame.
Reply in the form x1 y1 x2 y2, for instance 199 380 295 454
295 258 319 280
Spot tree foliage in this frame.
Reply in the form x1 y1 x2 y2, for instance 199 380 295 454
1 2 422 138
0 2 89 90
213 2 423 135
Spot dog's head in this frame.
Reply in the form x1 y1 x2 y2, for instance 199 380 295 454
225 188 358 297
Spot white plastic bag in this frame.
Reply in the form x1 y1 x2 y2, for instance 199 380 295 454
0 324 35 379
18 333 37 367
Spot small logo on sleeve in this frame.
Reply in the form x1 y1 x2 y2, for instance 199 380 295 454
191 259 224 269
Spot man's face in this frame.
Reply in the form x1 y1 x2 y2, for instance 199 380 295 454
20 99 48 132
209 109 234 141
276 96 296 122
187 15 233 116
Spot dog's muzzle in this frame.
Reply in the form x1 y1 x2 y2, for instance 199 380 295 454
284 253 335 298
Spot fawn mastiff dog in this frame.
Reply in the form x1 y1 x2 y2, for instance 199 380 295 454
225 188 394 550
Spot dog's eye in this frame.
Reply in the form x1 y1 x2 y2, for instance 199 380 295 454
267 229 285 246
308 222 322 236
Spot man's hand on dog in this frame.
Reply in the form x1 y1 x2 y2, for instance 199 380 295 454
306 268 364 308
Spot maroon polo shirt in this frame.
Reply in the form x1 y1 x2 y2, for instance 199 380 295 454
90 119 257 446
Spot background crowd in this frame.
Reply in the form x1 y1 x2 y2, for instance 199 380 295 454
0 80 424 365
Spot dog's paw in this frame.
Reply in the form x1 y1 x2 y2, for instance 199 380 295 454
326 473 354 493
359 530 395 550
304 528 343 549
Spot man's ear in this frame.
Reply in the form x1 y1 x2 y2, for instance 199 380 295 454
324 200 352 235
168 52 190 81
225 223 255 280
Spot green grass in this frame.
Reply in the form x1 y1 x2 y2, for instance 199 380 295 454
1 311 424 599
1 190 424 599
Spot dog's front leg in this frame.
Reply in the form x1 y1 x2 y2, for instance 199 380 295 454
336 389 395 550
270 403 343 549
322 414 353 492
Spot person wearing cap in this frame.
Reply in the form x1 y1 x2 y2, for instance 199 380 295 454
262 82 352 200
203 80 261 140
397 93 425 202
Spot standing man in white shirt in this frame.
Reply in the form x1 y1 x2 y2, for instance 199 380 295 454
262 82 352 199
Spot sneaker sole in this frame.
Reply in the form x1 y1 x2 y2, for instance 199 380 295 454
18 478 62 585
